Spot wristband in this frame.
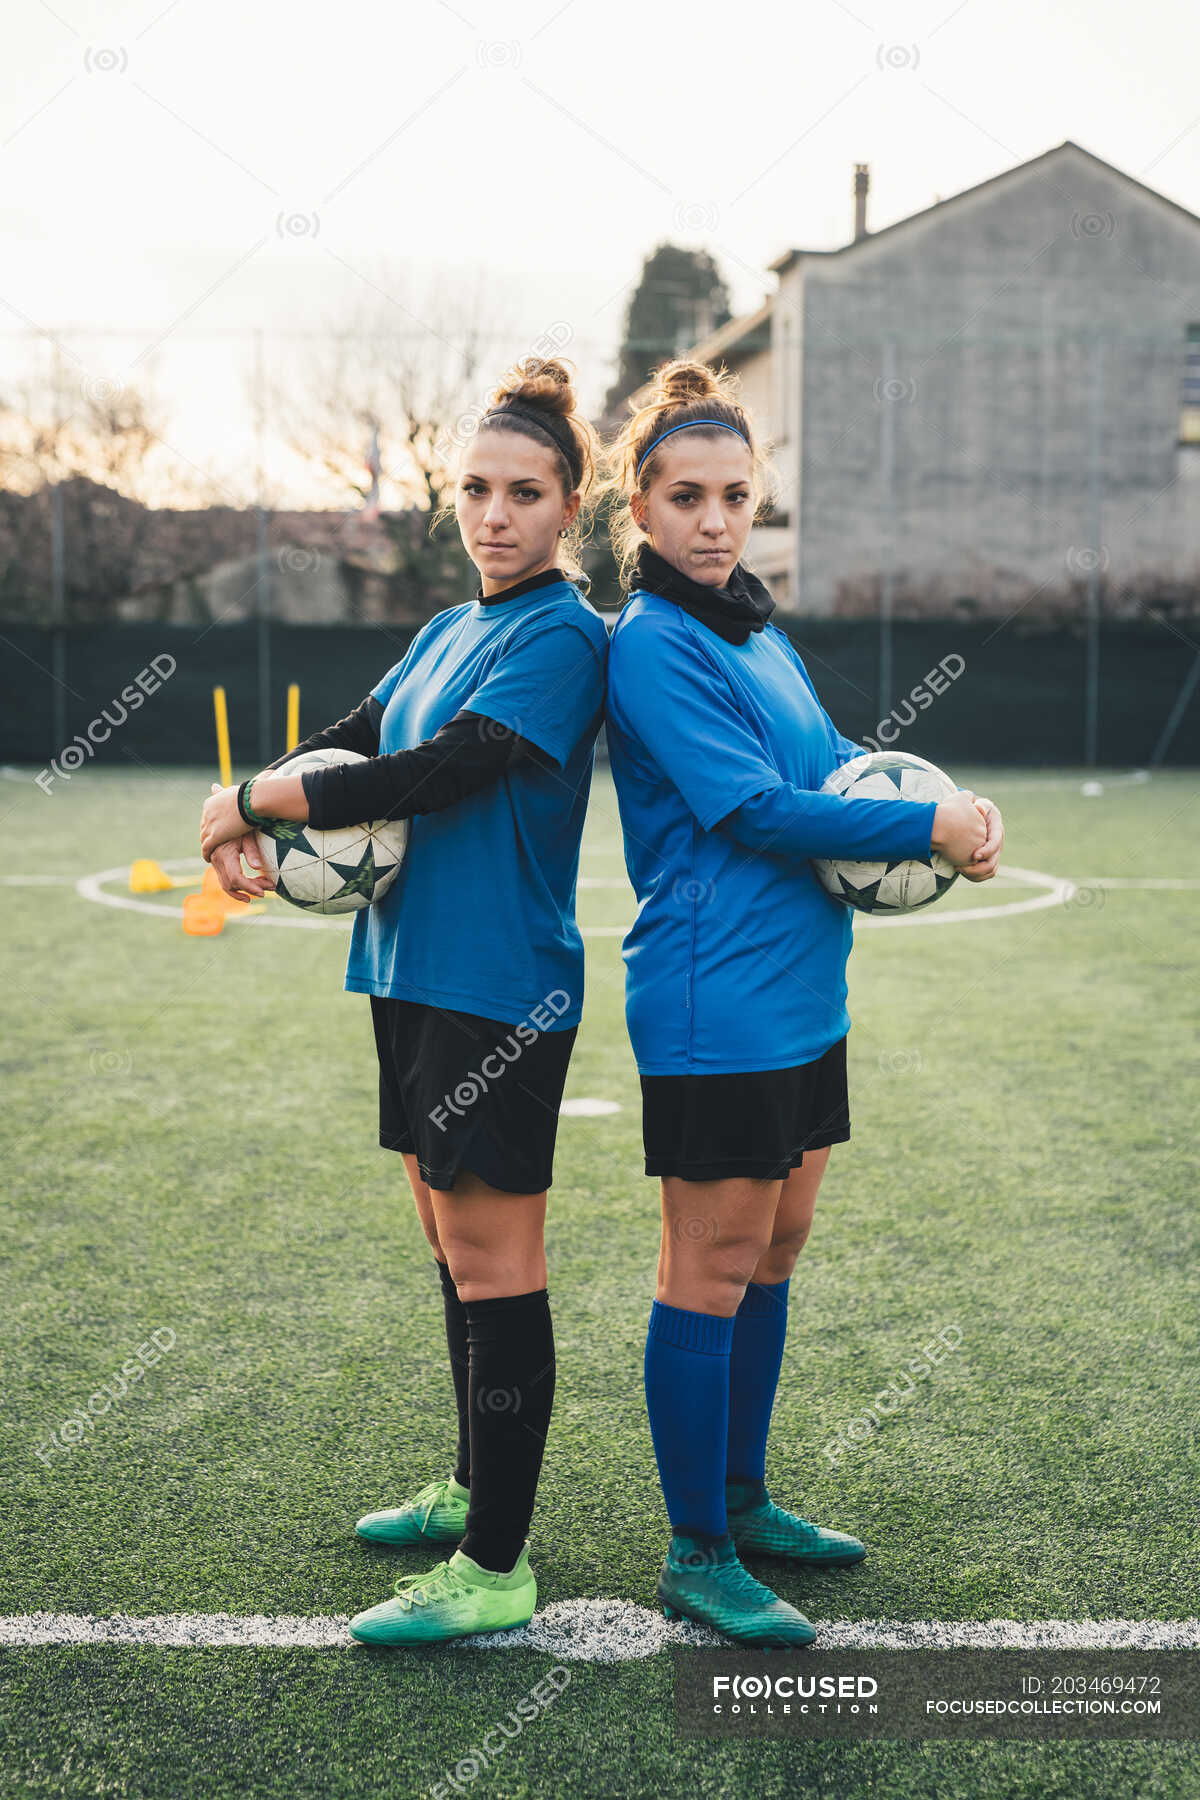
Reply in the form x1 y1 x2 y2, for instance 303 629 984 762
237 776 274 829
239 774 309 846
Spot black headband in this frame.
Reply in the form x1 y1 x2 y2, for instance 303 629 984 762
481 400 583 489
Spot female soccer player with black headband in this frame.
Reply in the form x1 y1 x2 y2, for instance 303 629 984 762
200 358 608 1647
602 359 1004 1647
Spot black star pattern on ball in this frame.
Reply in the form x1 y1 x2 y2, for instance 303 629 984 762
275 873 322 910
838 870 886 907
265 818 314 852
325 841 380 904
836 861 959 913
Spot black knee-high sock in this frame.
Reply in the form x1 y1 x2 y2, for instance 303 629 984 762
436 1259 471 1489
459 1289 555 1573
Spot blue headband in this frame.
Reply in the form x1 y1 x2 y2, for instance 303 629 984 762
635 418 750 478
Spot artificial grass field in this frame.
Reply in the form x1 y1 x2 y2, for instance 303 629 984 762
1 762 1197 1799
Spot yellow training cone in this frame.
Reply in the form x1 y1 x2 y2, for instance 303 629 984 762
129 858 174 894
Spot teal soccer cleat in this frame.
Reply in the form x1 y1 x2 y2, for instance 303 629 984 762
354 1476 469 1547
658 1533 817 1647
349 1546 536 1646
726 1479 867 1567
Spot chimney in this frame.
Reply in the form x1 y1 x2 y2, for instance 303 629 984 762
853 163 870 241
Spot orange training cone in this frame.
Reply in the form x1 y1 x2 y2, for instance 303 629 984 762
202 864 249 912
182 894 225 936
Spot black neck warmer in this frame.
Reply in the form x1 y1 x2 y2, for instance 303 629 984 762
630 542 775 646
476 565 567 606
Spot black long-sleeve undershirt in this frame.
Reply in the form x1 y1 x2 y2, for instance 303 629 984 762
261 700 547 833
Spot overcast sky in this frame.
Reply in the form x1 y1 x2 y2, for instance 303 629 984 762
2 0 1198 505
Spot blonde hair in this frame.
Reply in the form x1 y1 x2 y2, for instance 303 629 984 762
600 358 774 588
433 356 599 585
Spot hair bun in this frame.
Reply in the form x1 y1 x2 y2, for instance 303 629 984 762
599 354 770 589
492 355 576 417
651 359 722 408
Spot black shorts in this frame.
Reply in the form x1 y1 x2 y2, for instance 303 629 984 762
369 995 578 1195
640 1036 851 1183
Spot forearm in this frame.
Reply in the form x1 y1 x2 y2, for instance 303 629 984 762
715 781 937 862
297 711 539 832
244 770 309 822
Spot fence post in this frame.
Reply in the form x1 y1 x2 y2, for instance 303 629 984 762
50 478 66 755
256 512 271 767
1084 332 1105 767
253 326 272 766
878 336 897 724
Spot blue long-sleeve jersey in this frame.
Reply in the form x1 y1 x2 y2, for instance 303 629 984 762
604 592 937 1074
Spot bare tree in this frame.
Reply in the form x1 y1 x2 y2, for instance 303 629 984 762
0 347 181 495
257 264 524 616
0 347 198 622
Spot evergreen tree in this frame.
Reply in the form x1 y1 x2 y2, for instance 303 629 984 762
602 245 733 424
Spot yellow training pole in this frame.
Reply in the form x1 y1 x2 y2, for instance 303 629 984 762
286 683 300 752
213 686 233 789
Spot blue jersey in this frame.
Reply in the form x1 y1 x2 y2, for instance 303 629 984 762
344 577 608 1027
605 592 934 1075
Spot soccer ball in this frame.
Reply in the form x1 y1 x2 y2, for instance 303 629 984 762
253 748 408 915
812 751 959 915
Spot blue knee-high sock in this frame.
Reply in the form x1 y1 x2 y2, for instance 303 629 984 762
643 1300 735 1538
726 1278 790 1487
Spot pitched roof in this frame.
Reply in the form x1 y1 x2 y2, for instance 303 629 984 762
768 138 1200 275
617 140 1200 413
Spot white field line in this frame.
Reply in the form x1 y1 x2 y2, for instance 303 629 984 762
74 862 345 929
65 864 630 935
56 861 1077 933
856 865 1072 928
1074 878 1200 890
5 865 1192 931
1 1605 1197 1661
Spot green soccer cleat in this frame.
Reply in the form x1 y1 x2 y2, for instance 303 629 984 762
726 1480 867 1567
348 1545 537 1646
354 1476 469 1547
658 1532 817 1647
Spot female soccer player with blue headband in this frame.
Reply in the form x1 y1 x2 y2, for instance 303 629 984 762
602 359 1003 1646
200 358 608 1647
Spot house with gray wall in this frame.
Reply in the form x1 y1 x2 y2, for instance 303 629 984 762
642 141 1200 619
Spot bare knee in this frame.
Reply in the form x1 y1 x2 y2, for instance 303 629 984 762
434 1185 548 1301
438 1225 491 1296
660 1229 774 1316
440 1237 546 1301
754 1217 814 1284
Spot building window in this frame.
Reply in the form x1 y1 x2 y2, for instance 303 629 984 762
1180 323 1200 445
